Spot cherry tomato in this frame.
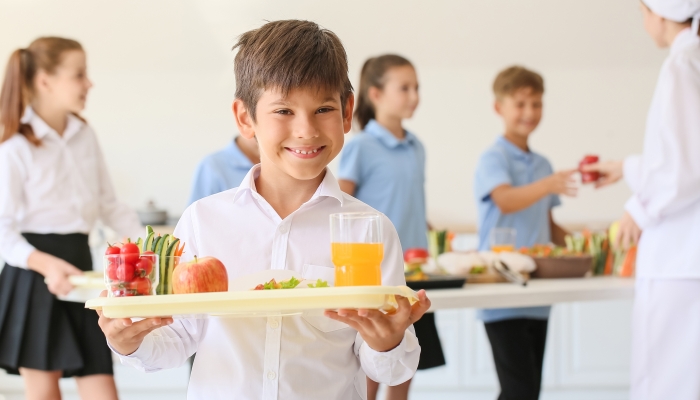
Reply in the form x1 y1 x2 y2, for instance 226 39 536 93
135 257 153 276
112 288 136 297
106 261 118 281
131 277 152 295
105 244 121 255
117 262 136 282
121 242 140 264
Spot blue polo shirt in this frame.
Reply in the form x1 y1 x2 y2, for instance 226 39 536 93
338 119 428 250
475 136 561 323
188 138 254 205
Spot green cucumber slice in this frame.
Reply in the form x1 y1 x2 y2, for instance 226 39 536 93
165 238 180 294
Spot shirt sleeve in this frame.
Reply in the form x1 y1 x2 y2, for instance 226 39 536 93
187 157 222 206
337 138 363 184
474 149 512 202
0 142 35 268
624 59 700 230
114 206 205 371
623 154 643 193
354 215 420 385
95 138 142 239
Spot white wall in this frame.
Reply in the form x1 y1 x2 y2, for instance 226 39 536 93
0 0 666 230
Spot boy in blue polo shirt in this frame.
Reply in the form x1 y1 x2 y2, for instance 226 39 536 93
187 135 259 205
474 66 576 400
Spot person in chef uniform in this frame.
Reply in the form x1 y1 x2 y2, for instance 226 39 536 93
581 1 700 398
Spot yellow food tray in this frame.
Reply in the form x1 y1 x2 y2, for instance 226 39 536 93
85 286 418 318
69 271 104 289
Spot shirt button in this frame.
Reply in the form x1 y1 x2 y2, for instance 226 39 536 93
279 224 288 234
267 371 276 380
269 320 279 329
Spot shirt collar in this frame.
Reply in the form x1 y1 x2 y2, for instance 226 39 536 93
671 28 700 54
497 136 533 163
225 138 255 169
365 119 415 148
21 105 85 141
233 165 346 206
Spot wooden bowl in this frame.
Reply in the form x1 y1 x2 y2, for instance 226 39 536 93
530 256 593 279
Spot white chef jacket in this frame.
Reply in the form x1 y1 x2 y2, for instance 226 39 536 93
115 165 421 400
623 28 700 278
0 107 142 268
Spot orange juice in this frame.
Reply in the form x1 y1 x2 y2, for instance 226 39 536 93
331 242 383 286
491 244 515 253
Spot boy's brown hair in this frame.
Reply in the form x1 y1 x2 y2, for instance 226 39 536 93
492 66 544 100
232 20 353 121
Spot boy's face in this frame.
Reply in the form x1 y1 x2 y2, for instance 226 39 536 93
494 87 543 139
233 87 353 181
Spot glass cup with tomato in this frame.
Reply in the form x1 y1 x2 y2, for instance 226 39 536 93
104 242 159 297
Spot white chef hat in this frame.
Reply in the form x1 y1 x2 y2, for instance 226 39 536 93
643 0 700 35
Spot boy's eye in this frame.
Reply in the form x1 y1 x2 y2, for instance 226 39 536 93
316 107 334 114
274 109 293 115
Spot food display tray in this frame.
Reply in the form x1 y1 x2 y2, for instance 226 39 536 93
85 286 418 318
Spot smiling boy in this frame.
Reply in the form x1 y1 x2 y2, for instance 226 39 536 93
474 66 576 400
97 20 430 400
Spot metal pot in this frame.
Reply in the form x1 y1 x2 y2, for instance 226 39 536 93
137 200 168 226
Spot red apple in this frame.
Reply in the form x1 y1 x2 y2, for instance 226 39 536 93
172 256 228 294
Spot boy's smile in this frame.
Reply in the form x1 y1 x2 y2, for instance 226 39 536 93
285 145 326 159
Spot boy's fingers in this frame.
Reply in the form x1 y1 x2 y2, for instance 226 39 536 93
118 319 168 339
324 310 362 331
394 296 413 316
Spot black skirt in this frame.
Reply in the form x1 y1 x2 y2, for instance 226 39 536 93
0 233 113 377
414 312 446 370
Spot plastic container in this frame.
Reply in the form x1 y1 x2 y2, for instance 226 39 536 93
104 253 159 297
85 285 418 319
579 155 600 184
530 256 593 279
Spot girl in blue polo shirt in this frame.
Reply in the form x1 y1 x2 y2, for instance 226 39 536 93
338 54 443 400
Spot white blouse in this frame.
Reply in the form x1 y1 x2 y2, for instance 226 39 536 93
115 166 420 400
623 28 700 278
0 106 142 268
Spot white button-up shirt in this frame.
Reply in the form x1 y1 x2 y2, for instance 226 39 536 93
115 165 420 400
623 28 700 278
0 107 142 267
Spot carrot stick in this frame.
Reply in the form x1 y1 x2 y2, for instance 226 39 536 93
620 246 637 277
604 248 614 275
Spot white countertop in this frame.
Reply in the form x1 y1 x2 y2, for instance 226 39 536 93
426 276 635 310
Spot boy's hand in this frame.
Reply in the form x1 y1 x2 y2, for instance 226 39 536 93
95 291 173 356
616 211 642 250
580 160 623 188
545 169 578 197
324 289 431 352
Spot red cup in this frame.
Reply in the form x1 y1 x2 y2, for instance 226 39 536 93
579 155 600 184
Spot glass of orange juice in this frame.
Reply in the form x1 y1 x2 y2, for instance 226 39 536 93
490 227 516 253
331 212 383 286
